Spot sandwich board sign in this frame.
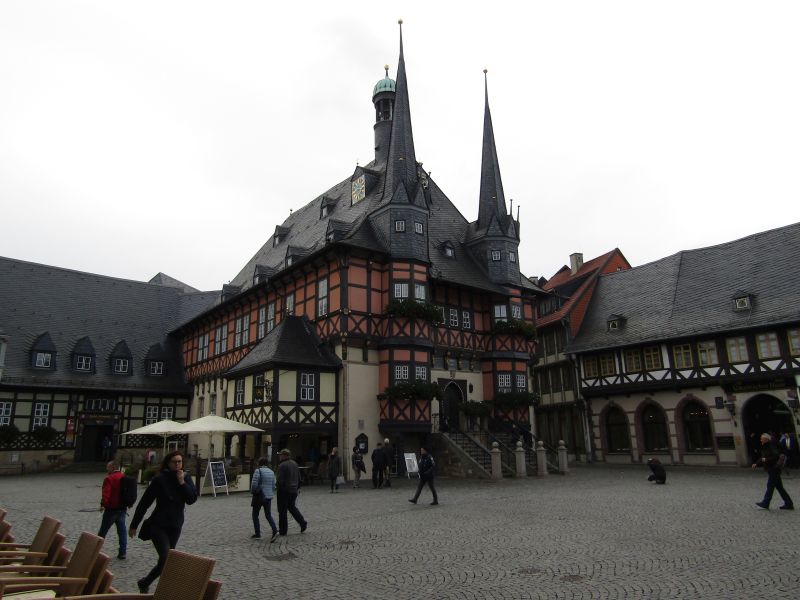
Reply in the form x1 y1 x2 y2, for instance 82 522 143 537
202 461 229 497
404 453 419 478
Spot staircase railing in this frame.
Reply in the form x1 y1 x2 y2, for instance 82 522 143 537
445 430 492 473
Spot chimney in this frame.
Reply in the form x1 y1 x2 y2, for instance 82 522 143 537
569 253 584 275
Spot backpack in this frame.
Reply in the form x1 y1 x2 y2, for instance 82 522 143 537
120 474 138 508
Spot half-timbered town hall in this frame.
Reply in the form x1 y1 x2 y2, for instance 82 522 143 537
0 24 542 475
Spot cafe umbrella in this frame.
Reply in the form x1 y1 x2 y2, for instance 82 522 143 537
122 419 184 455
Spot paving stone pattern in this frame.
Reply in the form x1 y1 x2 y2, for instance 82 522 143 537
2 465 799 599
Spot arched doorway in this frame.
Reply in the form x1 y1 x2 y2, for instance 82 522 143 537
743 394 796 460
440 383 463 432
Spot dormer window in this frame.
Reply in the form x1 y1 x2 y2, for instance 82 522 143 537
75 355 93 371
149 360 164 376
414 222 424 235
113 358 129 374
273 236 283 247
491 250 501 262
286 256 294 267
395 220 406 232
509 251 516 263
109 340 133 376
35 352 52 368
734 296 751 311
607 314 626 332
443 244 454 258
321 205 329 218
326 232 335 243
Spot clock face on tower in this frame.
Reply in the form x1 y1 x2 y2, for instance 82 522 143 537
351 175 366 204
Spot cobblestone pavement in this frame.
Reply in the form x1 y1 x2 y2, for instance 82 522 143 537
2 465 799 599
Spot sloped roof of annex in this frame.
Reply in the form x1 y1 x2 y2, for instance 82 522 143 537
568 222 800 353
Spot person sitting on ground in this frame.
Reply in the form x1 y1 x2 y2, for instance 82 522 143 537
647 458 666 484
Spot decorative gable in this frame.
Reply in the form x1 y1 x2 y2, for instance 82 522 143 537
71 336 96 373
30 332 57 369
732 290 753 311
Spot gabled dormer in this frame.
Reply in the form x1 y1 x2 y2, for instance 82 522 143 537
325 219 349 243
145 343 167 377
440 241 456 259
30 332 56 370
732 290 754 311
320 196 339 219
253 265 275 287
109 340 133 376
71 336 96 373
221 284 241 303
273 225 290 247
350 166 379 206
606 314 626 332
284 245 310 269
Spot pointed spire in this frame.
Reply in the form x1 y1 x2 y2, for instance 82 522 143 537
477 69 508 230
384 19 418 198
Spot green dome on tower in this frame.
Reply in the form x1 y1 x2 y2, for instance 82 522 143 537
373 65 396 97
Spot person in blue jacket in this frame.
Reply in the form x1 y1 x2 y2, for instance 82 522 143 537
251 457 278 541
129 450 197 593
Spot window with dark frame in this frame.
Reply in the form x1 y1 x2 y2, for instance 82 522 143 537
643 346 662 370
161 406 174 420
642 405 669 452
414 222 424 234
145 405 159 425
462 310 471 329
197 333 209 361
599 353 616 376
285 293 295 316
0 402 11 426
697 340 718 366
624 349 642 372
683 401 713 452
491 250 501 261
394 282 409 300
32 402 50 429
267 302 276 332
34 352 52 368
257 306 267 339
493 304 507 322
672 344 693 369
318 277 329 317
606 407 630 452
113 358 130 374
726 336 748 362
395 220 406 232
789 329 800 356
756 332 780 359
300 372 316 401
149 360 164 376
214 325 228 355
234 379 245 405
76 355 93 371
583 356 599 378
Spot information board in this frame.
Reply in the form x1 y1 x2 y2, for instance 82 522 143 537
404 452 419 478
203 461 229 497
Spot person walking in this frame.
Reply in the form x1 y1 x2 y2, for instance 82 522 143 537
408 446 438 505
371 442 386 489
251 457 278 542
351 447 366 488
129 450 197 593
753 433 794 510
383 438 393 488
97 460 128 560
276 449 308 536
327 447 342 493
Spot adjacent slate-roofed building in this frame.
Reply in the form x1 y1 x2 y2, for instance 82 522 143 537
567 222 800 467
0 256 218 463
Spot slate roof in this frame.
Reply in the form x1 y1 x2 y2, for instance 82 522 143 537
0 256 218 393
226 316 341 377
223 29 539 301
568 223 800 353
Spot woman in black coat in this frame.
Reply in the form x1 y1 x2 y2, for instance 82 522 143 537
129 450 197 593
327 447 342 493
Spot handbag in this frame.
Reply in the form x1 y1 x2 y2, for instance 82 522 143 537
335 474 345 486
251 488 264 507
138 517 154 541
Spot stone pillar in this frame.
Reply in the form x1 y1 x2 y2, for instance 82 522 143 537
537 441 548 477
515 441 527 478
558 440 569 474
490 442 503 480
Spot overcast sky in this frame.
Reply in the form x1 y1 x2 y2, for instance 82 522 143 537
1 1 798 292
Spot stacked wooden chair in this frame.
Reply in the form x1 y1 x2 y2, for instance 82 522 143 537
61 549 220 600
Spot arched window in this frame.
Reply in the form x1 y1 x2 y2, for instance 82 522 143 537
642 404 669 452
606 406 630 452
683 401 712 451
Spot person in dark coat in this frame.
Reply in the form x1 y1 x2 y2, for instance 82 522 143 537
351 447 366 488
647 458 666 484
383 438 392 488
327 447 342 493
129 450 197 593
408 446 438 505
276 449 308 535
371 442 386 489
753 433 794 510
